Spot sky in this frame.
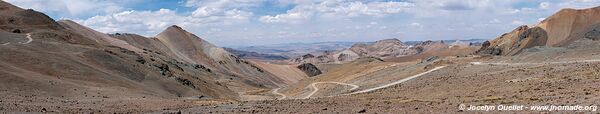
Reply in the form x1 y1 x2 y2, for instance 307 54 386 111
5 0 600 46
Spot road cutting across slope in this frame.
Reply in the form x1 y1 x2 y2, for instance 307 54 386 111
2 33 33 45
470 59 600 65
302 82 359 99
21 33 32 44
346 66 447 95
272 88 286 100
296 65 448 99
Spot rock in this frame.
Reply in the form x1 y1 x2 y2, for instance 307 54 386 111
175 77 195 88
11 29 21 33
135 57 146 64
481 41 491 48
297 63 322 77
585 24 600 40
420 56 439 63
358 109 366 113
476 41 503 55
41 108 47 113
337 53 351 61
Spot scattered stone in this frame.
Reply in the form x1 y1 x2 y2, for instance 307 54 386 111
175 77 195 88
136 57 146 64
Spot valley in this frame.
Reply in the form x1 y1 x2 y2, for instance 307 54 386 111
1 1 600 113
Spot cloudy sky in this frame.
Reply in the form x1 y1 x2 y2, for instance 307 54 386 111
5 0 600 46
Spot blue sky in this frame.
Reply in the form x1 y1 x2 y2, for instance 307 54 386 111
5 0 600 46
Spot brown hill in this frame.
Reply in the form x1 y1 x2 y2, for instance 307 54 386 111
386 40 478 62
154 26 289 89
0 0 304 103
0 0 238 102
478 6 600 55
349 39 417 58
58 20 143 52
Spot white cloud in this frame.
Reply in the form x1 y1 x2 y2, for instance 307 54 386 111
540 2 550 9
409 22 423 28
73 0 257 36
259 1 414 23
538 18 546 22
511 20 525 25
259 11 313 23
77 8 251 36
489 19 501 24
5 0 133 18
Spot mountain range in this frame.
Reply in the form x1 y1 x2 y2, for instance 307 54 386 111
3 1 600 113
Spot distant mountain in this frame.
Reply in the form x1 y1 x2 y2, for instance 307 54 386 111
403 39 488 46
232 41 359 57
223 47 288 60
289 39 483 64
289 39 421 64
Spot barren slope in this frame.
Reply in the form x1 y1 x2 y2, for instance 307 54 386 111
478 6 600 55
0 1 241 112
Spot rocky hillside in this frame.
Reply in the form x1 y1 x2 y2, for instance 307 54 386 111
0 1 238 100
478 6 600 55
0 1 304 102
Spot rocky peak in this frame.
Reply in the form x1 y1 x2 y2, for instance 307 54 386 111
0 1 23 13
302 54 315 59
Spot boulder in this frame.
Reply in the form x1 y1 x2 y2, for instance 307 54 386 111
296 63 322 77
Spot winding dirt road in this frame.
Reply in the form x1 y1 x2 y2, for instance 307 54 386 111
302 82 359 99
271 88 286 100
21 33 32 44
2 33 32 45
346 66 447 95
287 65 448 99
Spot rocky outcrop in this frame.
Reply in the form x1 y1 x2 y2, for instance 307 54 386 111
477 26 548 55
584 24 600 40
297 63 322 77
479 6 600 56
419 56 439 63
476 41 502 55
